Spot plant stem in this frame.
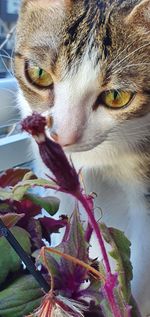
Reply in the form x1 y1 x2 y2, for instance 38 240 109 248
41 247 55 291
76 192 111 274
0 219 50 293
84 221 93 243
75 192 122 317
43 247 105 281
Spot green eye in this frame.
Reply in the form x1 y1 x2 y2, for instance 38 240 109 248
26 63 53 88
101 90 133 109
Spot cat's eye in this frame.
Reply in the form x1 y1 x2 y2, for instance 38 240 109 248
26 63 53 88
101 90 134 109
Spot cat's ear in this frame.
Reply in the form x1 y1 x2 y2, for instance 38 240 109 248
126 0 150 31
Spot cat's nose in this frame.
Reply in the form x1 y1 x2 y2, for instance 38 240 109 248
50 131 77 147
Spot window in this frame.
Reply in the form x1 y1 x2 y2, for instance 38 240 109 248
0 0 33 172
0 0 20 78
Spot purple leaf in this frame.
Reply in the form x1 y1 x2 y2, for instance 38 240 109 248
39 216 68 243
25 193 60 215
8 198 42 218
0 213 25 232
0 168 35 187
43 209 89 298
77 279 102 304
27 218 44 250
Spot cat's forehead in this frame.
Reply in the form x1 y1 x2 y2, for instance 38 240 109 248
16 1 129 65
16 0 150 88
17 0 140 54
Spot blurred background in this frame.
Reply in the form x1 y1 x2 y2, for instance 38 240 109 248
0 0 20 77
0 0 33 171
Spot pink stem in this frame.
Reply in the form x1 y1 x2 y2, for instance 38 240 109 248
84 221 93 243
104 287 122 317
75 191 122 317
76 192 111 273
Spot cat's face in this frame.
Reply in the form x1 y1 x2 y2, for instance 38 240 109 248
15 0 150 155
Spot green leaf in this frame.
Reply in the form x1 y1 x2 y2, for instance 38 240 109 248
12 178 57 201
0 168 33 187
22 171 36 181
100 223 133 301
0 203 11 213
100 288 131 317
0 227 31 284
0 189 12 201
0 274 43 317
109 228 133 294
59 208 89 274
100 298 113 317
25 193 60 215
38 249 61 281
0 178 57 202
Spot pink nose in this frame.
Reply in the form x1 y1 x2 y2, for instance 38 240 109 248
50 132 77 147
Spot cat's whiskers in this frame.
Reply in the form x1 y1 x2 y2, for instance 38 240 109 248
0 47 15 77
113 62 150 75
0 119 20 136
111 41 150 72
108 37 139 70
10 45 15 77
1 87 18 97
107 29 150 71
0 56 13 78
0 119 20 128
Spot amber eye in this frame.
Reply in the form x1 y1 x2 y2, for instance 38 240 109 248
26 62 53 88
101 90 134 109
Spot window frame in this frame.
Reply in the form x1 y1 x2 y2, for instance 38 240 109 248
0 77 33 172
0 0 19 22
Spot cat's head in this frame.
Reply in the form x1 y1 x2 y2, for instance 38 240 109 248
14 0 150 159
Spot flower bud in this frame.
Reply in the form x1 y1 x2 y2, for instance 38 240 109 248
22 113 81 194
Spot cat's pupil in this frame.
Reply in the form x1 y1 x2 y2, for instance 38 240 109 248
113 91 119 100
38 68 43 78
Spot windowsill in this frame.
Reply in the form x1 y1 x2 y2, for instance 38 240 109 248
0 132 33 172
0 77 33 171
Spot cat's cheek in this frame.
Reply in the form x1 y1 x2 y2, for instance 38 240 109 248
17 89 32 118
64 109 116 152
17 81 54 114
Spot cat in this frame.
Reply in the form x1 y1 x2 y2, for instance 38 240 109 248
14 0 150 315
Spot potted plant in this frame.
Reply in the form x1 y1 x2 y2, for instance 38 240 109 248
0 113 141 317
